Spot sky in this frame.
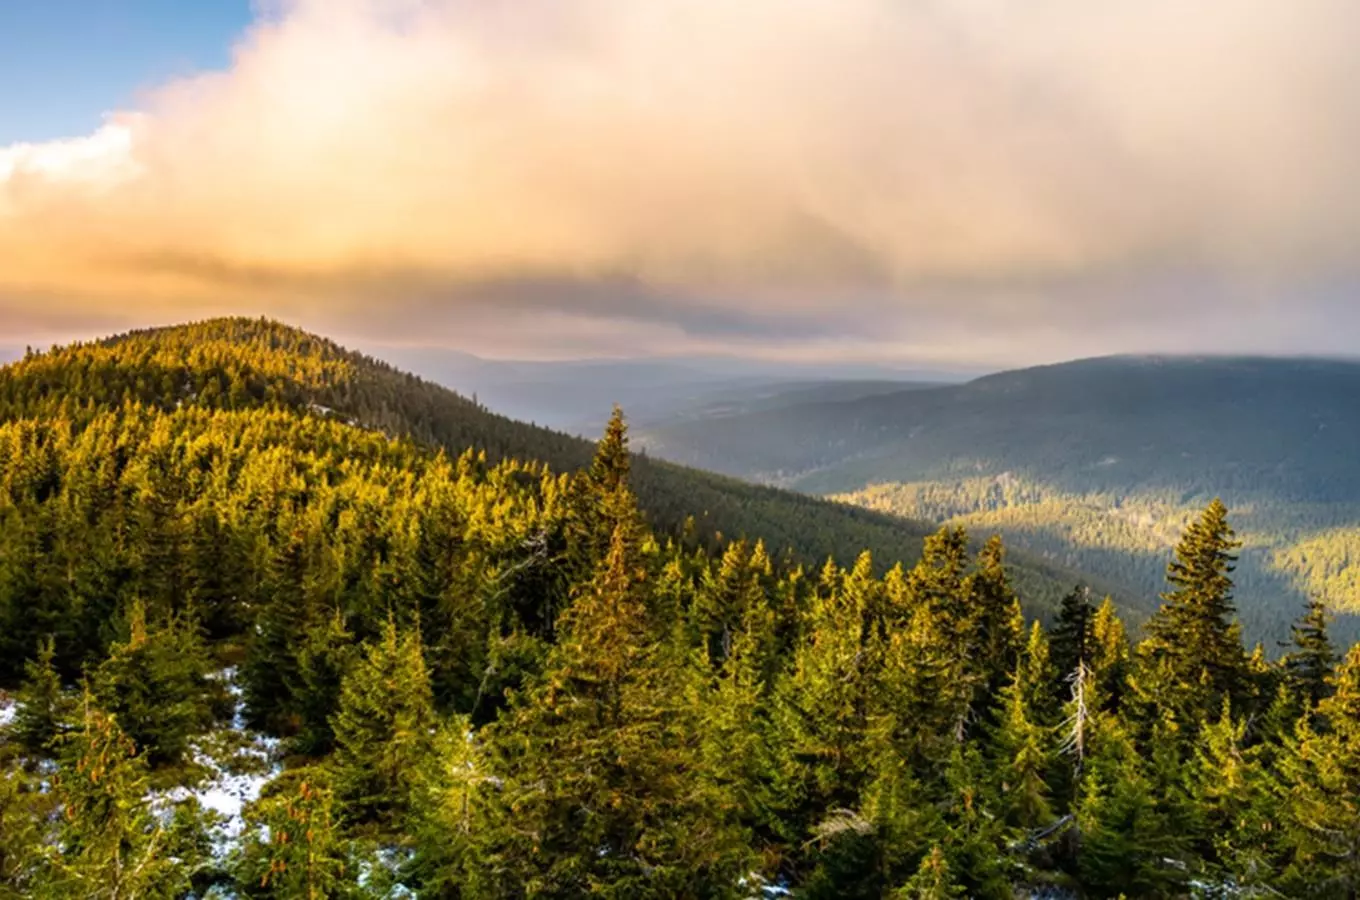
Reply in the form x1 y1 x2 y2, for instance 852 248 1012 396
1 0 1359 366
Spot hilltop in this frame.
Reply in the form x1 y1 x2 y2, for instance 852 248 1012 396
0 317 1114 615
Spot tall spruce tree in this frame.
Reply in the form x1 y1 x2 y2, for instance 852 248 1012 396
482 523 748 897
236 768 355 899
1278 644 1360 897
1283 596 1336 708
1050 586 1095 685
0 761 50 896
1136 499 1249 725
965 536 1025 716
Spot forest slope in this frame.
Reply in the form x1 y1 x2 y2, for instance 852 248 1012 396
637 355 1360 639
0 318 1115 614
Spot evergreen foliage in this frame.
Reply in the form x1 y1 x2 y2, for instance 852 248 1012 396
1 320 1359 897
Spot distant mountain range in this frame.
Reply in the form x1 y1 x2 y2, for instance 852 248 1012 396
366 344 974 435
635 355 1360 642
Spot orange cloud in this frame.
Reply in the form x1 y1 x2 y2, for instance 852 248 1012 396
3 0 1359 360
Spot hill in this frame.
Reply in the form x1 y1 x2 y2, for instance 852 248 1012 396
0 317 1109 616
373 344 964 435
3 323 1354 897
636 355 1360 641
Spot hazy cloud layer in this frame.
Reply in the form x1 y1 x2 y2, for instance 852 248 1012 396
2 0 1359 363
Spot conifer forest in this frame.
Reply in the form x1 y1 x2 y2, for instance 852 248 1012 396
2 320 1360 899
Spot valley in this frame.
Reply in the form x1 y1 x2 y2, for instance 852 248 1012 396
634 355 1360 643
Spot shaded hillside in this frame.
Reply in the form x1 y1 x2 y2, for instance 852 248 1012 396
637 355 1360 640
0 318 1118 615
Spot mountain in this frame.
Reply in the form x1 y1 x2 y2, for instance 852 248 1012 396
7 321 1354 897
0 317 1109 616
371 344 969 435
636 355 1360 641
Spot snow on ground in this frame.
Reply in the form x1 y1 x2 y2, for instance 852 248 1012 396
0 694 15 728
150 668 282 854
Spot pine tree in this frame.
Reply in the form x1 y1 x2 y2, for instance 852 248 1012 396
937 746 1009 899
329 615 437 834
39 696 208 898
0 762 50 896
11 637 74 759
242 529 315 734
236 768 355 899
1187 698 1277 888
91 599 216 769
1088 597 1130 713
482 524 748 897
992 669 1055 834
1136 499 1248 726
694 577 779 847
1073 716 1186 897
1283 596 1336 707
964 536 1025 715
292 610 355 757
906 527 971 622
774 554 877 843
894 846 966 899
1017 621 1059 726
1050 586 1095 686
565 407 644 591
1277 644 1360 896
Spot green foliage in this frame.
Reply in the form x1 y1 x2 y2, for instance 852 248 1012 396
91 599 218 769
236 768 356 899
1283 596 1337 706
1135 499 1251 726
642 354 1360 643
11 637 75 759
40 698 210 899
329 617 438 835
0 763 50 898
1 320 1359 897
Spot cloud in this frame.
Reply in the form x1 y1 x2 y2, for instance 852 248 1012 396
2 0 1359 362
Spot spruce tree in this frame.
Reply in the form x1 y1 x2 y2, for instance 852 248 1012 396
1137 499 1248 725
40 697 208 898
11 637 74 759
1074 717 1185 897
565 406 644 592
774 554 877 844
0 762 50 896
482 523 747 897
894 846 965 899
964 536 1025 713
1187 699 1276 887
1050 586 1095 685
329 615 437 834
91 599 216 769
1277 643 1360 896
237 768 355 899
1088 597 1130 713
991 668 1055 834
292 610 355 758
1283 596 1336 707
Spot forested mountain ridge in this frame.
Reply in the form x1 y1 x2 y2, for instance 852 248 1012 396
637 355 1360 640
4 362 1360 895
0 317 1114 614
